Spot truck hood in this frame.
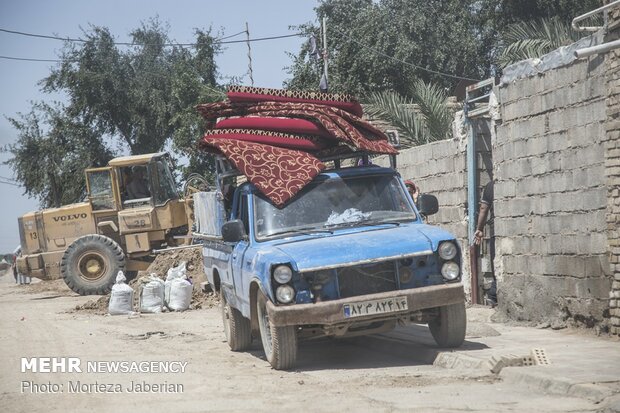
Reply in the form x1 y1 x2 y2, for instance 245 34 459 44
270 223 455 272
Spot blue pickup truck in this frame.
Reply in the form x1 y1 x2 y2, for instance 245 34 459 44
196 159 466 370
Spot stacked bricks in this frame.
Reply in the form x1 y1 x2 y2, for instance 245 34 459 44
494 35 612 328
605 5 620 336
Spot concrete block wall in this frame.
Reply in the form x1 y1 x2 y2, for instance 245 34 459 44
391 138 467 237
494 47 611 329
605 7 620 335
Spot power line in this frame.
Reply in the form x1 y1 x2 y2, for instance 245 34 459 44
0 27 246 45
0 28 86 43
0 174 20 187
0 179 19 187
0 27 302 47
0 55 61 62
0 31 305 64
334 29 481 82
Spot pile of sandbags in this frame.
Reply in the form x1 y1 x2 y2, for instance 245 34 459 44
108 262 193 315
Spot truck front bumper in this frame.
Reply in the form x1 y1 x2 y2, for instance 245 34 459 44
266 283 465 327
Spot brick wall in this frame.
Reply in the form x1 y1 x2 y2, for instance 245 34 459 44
494 40 611 329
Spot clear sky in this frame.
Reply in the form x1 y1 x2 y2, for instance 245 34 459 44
0 0 319 252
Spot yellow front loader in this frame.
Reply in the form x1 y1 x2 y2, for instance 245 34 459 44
16 152 198 295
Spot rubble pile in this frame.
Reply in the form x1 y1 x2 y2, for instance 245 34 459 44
75 246 219 314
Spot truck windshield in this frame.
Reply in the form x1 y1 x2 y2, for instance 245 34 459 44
253 175 417 239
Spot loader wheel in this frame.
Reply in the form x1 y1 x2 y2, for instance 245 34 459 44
221 289 252 351
428 301 467 348
61 234 125 296
256 291 297 370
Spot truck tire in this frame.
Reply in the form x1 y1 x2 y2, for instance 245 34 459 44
256 291 297 370
221 289 252 351
428 301 467 348
60 234 125 295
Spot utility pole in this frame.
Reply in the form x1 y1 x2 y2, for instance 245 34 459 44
246 22 254 87
321 17 328 92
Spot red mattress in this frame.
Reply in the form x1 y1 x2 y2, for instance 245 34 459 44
197 101 397 155
227 85 363 117
204 129 328 151
215 117 332 139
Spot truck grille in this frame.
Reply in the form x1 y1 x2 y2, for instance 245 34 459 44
337 261 397 299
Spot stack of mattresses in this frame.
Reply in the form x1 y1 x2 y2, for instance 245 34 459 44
197 86 397 206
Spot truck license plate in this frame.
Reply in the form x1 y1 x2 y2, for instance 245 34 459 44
343 296 408 318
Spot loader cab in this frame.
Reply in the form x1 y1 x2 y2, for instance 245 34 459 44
95 152 179 210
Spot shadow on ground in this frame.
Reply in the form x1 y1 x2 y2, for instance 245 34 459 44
246 323 488 371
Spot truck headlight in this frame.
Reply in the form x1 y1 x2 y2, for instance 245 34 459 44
438 241 457 260
273 265 292 284
441 262 460 281
276 285 295 303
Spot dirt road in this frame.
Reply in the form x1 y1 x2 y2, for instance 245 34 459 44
0 270 602 413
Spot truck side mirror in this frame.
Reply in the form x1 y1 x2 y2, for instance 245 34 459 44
222 220 246 242
417 194 439 216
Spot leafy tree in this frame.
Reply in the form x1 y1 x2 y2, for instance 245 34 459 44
285 0 494 95
4 102 113 208
42 19 222 177
5 19 223 207
365 80 452 146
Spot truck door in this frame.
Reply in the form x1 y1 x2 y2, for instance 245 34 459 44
230 192 250 306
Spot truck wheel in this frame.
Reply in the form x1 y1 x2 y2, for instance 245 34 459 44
60 235 125 295
429 301 467 348
256 291 297 370
221 289 252 351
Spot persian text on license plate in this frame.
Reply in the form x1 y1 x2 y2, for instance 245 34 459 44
343 296 408 318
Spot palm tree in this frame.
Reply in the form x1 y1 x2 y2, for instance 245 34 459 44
498 16 583 68
365 79 453 147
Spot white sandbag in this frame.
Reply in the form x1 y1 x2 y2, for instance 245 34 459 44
108 271 134 315
165 261 187 303
140 274 165 313
167 278 193 311
165 261 192 311
166 261 187 281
